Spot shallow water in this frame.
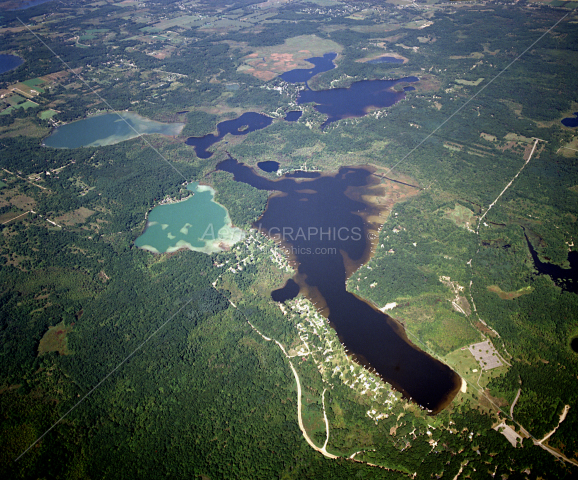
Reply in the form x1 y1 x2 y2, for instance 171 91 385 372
43 112 184 149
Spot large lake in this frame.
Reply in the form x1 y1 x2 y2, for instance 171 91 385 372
0 54 24 75
43 112 184 149
297 77 419 128
218 157 461 413
135 182 244 254
185 77 418 157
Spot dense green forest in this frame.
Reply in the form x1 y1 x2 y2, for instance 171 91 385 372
1 0 578 478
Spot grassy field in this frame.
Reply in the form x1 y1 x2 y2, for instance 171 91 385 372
444 347 510 413
393 296 482 356
38 321 74 356
487 285 533 300
455 77 484 86
445 204 476 231
39 109 58 120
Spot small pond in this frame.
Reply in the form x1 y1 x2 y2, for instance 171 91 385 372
284 111 302 122
561 112 578 128
257 161 280 173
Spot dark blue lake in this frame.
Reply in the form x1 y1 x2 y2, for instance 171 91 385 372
280 52 337 83
257 161 279 173
284 111 302 122
403 86 415 92
367 56 404 64
217 157 461 413
185 112 272 159
185 76 419 155
525 232 578 294
0 54 23 75
561 112 578 128
297 76 419 128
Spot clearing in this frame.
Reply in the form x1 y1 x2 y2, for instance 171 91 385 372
468 340 503 371
487 285 533 300
38 321 74 356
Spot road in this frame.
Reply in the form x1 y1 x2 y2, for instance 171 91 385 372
510 386 521 420
477 138 539 229
538 405 570 445
244 318 338 459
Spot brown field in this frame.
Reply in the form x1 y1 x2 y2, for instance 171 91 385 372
40 70 70 83
11 83 41 98
10 194 35 210
0 210 27 225
487 285 533 300
413 74 441 93
238 34 342 81
38 321 74 356
54 207 95 226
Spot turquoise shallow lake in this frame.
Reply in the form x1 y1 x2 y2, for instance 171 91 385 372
135 183 244 254
43 112 184 148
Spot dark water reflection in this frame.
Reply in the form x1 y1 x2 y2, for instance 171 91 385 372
524 232 578 294
0 54 23 75
561 112 578 128
284 111 302 122
185 112 272 159
297 77 419 128
280 53 337 83
218 157 461 412
257 161 279 173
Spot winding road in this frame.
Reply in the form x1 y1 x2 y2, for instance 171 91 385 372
244 319 337 459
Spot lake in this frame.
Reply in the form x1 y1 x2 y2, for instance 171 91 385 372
43 112 184 149
284 111 302 122
561 112 578 128
186 112 272 159
297 77 419 128
185 77 418 158
280 52 337 84
135 182 244 254
524 231 578 294
0 54 23 75
218 157 461 413
257 161 280 173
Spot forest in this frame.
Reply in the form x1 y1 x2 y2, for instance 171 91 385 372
1 0 578 478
